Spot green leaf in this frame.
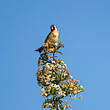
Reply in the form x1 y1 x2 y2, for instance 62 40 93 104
41 54 48 61
48 56 54 58
55 50 63 55
60 71 63 80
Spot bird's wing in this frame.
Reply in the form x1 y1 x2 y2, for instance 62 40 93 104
44 32 51 43
44 31 59 43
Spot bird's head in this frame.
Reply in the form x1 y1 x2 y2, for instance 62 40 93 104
50 25 57 31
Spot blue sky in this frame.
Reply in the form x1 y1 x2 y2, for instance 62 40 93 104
0 0 110 110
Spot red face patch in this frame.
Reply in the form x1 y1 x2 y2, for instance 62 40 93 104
50 25 55 31
50 25 55 29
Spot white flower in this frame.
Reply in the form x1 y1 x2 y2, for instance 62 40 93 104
61 60 64 64
64 64 67 67
58 91 66 96
52 61 55 64
80 85 83 89
45 63 50 69
51 77 55 81
40 88 48 96
48 103 53 107
43 103 49 108
74 90 77 94
50 64 54 68
40 88 45 95
46 75 50 80
48 75 51 77
57 64 62 68
69 75 73 78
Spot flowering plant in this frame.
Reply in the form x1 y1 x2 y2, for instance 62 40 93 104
36 42 84 110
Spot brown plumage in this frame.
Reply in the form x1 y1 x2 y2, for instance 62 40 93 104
35 25 59 53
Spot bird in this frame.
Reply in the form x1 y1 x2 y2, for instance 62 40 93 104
35 25 59 53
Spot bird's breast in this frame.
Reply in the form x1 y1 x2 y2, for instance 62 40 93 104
52 31 59 41
53 32 59 37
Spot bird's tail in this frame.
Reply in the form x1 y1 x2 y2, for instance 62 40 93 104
35 46 43 53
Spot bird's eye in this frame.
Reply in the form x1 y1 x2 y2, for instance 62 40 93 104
51 25 55 31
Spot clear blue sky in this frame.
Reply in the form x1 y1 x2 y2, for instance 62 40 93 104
0 0 110 110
